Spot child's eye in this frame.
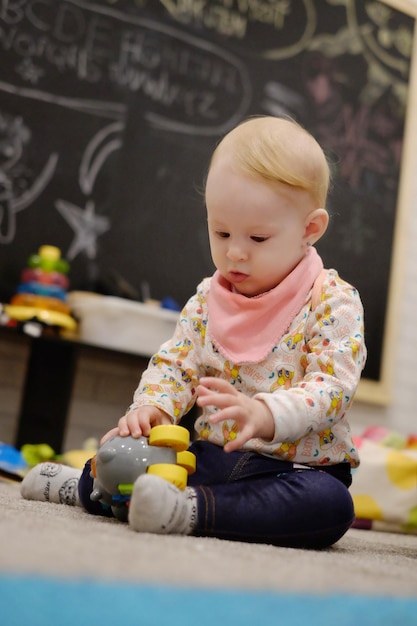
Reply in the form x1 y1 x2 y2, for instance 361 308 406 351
217 232 230 238
251 236 268 243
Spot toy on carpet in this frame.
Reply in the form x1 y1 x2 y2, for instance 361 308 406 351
20 440 98 471
0 440 99 481
0 442 29 479
351 426 417 535
90 425 196 521
3 245 77 333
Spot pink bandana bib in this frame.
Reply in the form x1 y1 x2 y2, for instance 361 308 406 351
208 247 324 363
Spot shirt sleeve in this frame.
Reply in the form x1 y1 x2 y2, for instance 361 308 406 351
129 282 208 422
254 272 367 444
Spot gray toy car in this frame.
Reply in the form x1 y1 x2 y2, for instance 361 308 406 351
90 425 196 521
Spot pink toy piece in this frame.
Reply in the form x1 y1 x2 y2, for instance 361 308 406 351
21 268 69 290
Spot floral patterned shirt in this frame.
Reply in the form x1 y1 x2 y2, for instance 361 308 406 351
132 269 366 468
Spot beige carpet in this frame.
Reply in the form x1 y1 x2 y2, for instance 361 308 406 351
1 479 416 598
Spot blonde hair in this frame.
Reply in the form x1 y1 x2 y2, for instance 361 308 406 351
210 116 330 208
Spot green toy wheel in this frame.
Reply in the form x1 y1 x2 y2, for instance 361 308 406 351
177 450 196 474
147 463 188 490
149 425 190 452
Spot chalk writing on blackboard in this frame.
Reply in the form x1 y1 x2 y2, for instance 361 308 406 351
0 0 255 261
0 108 58 244
0 0 253 132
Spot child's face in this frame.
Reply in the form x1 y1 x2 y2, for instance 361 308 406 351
206 161 315 297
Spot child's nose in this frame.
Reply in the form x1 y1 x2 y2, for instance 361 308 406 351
227 243 247 262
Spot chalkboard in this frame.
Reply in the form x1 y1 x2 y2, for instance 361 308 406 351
0 0 416 403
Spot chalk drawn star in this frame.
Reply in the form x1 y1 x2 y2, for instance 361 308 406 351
55 198 110 260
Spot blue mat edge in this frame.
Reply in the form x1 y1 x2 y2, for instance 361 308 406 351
1 573 416 626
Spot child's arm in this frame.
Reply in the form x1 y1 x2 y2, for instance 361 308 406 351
255 279 366 444
101 281 209 444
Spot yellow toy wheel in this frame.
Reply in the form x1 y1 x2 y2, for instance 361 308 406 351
177 450 196 474
147 463 188 490
149 425 189 452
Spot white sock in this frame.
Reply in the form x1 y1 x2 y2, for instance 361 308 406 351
128 474 198 535
21 462 82 506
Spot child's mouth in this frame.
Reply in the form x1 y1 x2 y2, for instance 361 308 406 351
229 271 249 283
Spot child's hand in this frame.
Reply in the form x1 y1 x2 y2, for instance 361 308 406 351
100 406 171 445
196 377 274 453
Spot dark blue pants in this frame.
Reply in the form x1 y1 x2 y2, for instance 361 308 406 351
79 441 354 549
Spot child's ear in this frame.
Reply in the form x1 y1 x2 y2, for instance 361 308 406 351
303 209 329 246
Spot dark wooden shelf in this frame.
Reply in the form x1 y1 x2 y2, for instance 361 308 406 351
0 325 149 453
